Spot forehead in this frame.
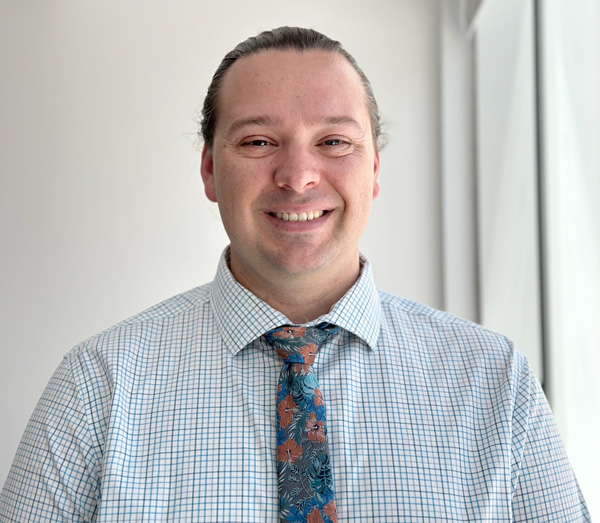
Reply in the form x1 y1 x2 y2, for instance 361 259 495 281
215 50 370 134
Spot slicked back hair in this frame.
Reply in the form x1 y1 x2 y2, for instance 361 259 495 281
199 26 384 149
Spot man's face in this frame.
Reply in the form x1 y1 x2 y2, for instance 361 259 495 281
201 50 380 287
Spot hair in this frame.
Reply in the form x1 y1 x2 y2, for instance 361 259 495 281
198 26 385 149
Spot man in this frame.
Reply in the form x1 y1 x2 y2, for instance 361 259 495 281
0 27 589 522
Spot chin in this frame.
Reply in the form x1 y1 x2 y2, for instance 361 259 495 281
262 248 330 276
271 258 326 276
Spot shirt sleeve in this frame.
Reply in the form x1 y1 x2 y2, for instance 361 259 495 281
0 354 100 522
511 352 591 521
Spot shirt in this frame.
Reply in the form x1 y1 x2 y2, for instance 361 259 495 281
0 250 590 522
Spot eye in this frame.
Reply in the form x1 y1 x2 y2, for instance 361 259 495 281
242 139 271 147
317 136 353 156
238 137 277 157
322 138 345 146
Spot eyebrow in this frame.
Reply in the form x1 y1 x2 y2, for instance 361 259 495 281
225 116 281 138
318 116 365 133
225 115 366 139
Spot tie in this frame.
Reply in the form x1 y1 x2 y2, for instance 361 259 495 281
264 324 339 523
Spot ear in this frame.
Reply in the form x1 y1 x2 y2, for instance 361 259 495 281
200 143 218 203
372 150 380 200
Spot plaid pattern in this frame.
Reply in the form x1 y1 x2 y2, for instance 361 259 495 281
0 249 590 521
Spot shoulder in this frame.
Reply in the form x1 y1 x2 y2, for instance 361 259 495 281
377 290 526 375
107 283 212 328
379 290 485 331
379 290 511 342
65 282 214 370
51 282 217 435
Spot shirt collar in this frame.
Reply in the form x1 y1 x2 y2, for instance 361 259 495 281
210 247 382 356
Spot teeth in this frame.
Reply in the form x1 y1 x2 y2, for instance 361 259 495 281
274 210 324 222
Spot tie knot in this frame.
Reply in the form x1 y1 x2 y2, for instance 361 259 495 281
264 323 338 365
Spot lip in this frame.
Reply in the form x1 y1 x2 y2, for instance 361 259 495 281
266 205 331 213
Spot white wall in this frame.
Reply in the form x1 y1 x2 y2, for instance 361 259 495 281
540 0 600 516
0 0 442 487
474 0 543 378
439 0 479 322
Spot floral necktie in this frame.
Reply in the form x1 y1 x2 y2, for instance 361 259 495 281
264 324 339 523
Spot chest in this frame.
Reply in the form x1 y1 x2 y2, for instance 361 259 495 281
94 343 513 521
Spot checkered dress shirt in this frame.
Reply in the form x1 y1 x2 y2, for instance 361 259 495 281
1 250 590 521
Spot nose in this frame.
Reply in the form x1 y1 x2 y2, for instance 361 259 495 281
273 145 321 192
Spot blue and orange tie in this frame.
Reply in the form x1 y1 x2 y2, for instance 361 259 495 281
265 324 339 523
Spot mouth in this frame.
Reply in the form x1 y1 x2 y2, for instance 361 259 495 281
268 210 328 222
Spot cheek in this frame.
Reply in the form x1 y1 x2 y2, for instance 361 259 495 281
214 159 248 198
215 160 269 216
327 159 376 200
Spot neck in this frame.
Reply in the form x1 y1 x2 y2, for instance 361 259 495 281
229 252 361 324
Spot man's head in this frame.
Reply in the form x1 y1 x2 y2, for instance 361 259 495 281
200 27 384 150
199 27 382 311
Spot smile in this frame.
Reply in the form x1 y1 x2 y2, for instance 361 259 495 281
270 210 327 222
